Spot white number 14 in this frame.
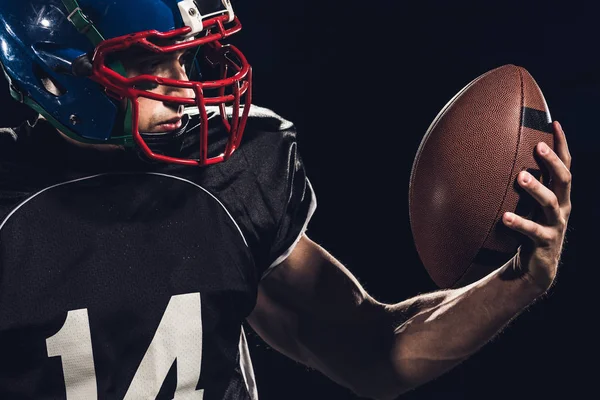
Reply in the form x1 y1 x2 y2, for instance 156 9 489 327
46 293 205 399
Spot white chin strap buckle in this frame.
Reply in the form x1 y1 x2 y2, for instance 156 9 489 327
178 0 235 37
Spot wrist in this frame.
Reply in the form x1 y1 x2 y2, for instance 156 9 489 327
521 267 555 294
498 251 549 296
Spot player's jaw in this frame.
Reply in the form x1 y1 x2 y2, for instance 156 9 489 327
137 99 187 134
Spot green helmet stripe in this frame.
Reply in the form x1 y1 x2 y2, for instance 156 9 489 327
60 0 134 146
61 0 105 46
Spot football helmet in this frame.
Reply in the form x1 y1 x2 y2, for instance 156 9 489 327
0 0 252 166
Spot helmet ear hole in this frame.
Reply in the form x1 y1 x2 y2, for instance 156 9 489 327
32 64 67 97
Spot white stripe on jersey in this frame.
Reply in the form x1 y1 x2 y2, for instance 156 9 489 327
262 178 317 279
184 104 294 131
0 172 249 248
239 327 259 400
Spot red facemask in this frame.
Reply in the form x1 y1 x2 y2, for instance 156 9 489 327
91 15 252 166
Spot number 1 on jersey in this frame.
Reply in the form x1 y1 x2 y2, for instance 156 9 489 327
46 309 98 399
46 293 205 399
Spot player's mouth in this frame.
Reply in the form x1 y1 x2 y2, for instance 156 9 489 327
155 117 183 132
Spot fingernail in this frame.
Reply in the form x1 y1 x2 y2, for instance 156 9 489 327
505 212 514 223
539 142 549 154
521 171 531 183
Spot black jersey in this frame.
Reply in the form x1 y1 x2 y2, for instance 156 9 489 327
0 105 316 400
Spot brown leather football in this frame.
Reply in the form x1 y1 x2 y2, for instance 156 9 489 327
408 64 555 289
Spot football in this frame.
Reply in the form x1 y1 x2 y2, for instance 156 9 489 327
408 64 555 289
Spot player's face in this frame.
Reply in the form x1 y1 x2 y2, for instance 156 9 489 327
119 45 196 133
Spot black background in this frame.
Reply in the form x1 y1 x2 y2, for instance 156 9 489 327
1 1 597 399
230 1 597 399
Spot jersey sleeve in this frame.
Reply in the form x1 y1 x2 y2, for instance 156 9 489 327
261 139 316 278
198 106 317 280
243 113 317 280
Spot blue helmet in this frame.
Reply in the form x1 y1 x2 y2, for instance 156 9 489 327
0 0 252 166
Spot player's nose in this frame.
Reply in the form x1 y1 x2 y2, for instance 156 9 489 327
166 63 196 98
162 86 195 102
164 85 195 99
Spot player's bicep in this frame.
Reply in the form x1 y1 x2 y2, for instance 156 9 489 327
247 234 376 365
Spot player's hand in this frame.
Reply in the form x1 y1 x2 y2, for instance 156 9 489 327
501 121 572 292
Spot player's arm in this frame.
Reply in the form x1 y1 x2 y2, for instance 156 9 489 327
249 235 542 399
247 122 572 400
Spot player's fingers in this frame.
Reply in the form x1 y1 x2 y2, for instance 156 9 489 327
517 170 562 226
503 211 554 245
552 121 572 170
536 141 572 211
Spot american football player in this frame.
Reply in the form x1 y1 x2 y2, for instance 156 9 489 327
0 1 572 399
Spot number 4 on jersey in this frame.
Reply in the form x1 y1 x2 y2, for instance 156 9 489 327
46 293 205 399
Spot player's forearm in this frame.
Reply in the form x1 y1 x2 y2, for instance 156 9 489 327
253 238 548 400
379 258 545 398
294 258 545 400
